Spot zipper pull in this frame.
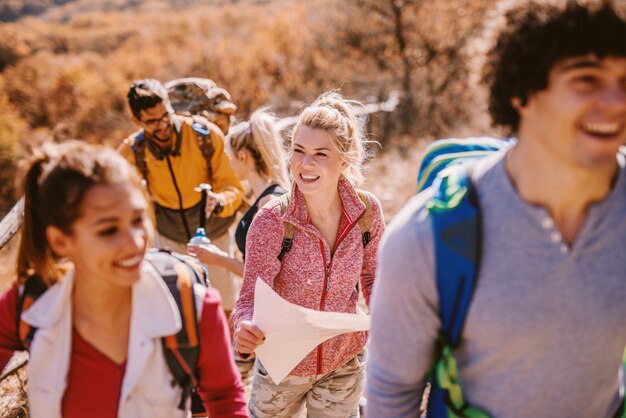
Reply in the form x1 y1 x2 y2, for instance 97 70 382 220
325 264 331 291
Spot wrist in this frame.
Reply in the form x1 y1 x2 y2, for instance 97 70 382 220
216 251 231 268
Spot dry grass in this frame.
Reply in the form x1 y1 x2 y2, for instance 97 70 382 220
363 135 432 222
0 235 18 292
0 352 29 418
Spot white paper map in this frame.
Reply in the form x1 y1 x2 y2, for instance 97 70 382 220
252 278 371 385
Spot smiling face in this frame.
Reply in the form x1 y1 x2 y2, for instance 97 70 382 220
517 55 626 169
133 102 173 150
47 182 153 289
290 126 346 197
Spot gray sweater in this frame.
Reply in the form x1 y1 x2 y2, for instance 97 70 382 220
366 151 626 418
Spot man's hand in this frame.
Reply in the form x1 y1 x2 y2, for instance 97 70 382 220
204 190 224 218
234 321 265 355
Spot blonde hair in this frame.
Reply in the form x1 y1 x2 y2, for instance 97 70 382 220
292 91 369 185
227 107 290 188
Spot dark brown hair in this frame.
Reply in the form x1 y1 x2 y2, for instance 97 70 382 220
483 0 626 133
127 78 170 119
16 140 146 286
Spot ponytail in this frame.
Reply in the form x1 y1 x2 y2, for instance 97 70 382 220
228 108 290 188
16 148 64 285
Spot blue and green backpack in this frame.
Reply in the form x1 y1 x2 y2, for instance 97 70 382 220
416 137 626 418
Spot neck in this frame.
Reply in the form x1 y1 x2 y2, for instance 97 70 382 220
302 186 342 220
147 135 172 153
247 170 273 200
72 271 132 320
505 141 618 242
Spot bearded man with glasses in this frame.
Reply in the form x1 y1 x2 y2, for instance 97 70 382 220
118 78 244 320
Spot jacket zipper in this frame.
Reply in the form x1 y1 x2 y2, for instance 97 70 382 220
317 240 327 375
315 207 366 375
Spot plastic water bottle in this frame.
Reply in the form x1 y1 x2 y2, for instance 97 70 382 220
189 227 211 248
189 227 211 274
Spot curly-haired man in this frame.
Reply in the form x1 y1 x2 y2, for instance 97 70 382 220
367 1 626 417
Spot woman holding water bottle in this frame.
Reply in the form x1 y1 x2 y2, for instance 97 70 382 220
187 107 290 276
187 108 290 399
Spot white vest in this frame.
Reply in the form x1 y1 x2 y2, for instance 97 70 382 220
22 262 205 418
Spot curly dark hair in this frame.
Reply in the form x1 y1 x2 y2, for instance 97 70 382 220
483 0 626 133
127 78 170 119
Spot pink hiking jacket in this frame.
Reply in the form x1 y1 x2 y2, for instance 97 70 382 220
234 177 385 376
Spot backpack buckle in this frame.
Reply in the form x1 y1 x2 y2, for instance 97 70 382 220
362 231 371 247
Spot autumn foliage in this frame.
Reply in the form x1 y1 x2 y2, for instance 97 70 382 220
0 0 498 216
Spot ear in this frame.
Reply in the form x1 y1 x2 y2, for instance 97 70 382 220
46 226 72 258
511 97 525 111
237 149 250 163
131 115 142 127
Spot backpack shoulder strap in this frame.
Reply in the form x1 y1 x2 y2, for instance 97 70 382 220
16 275 48 350
425 164 489 418
147 249 207 412
130 132 150 188
428 164 481 345
190 116 215 183
355 190 372 247
277 194 295 261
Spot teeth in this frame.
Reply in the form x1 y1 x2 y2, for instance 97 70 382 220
116 255 142 268
301 174 319 180
583 123 620 135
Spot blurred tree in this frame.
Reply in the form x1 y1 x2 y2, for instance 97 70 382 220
338 0 496 137
0 0 74 22
0 92 27 216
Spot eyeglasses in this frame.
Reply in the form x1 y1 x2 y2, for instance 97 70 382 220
141 111 171 129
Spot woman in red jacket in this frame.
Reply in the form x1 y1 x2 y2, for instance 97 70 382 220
232 91 385 417
0 141 248 418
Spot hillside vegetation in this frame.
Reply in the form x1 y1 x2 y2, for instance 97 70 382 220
0 0 498 218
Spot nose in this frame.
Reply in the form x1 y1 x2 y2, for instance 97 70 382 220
125 227 147 251
600 82 626 110
158 116 170 129
302 153 315 167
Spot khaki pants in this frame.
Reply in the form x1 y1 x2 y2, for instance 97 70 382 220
154 232 237 311
249 355 364 418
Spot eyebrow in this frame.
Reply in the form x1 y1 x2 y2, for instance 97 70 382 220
89 209 145 226
91 216 120 226
558 58 603 72
143 111 169 123
293 143 331 151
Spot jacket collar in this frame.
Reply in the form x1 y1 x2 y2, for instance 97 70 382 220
21 269 75 329
22 262 182 339
281 176 366 229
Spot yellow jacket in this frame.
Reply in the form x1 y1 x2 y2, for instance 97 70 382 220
119 115 243 218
